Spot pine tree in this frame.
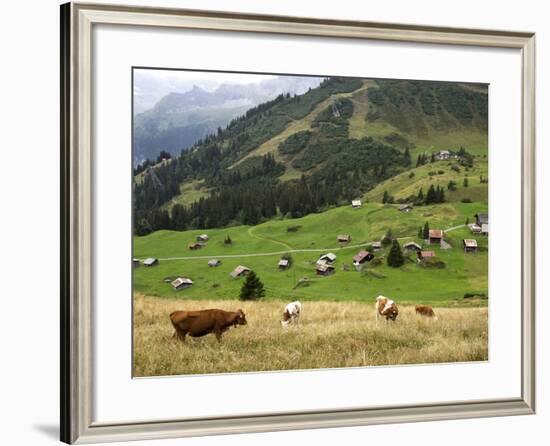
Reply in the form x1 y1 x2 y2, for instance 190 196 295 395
381 228 394 247
403 147 411 166
382 190 389 204
463 177 469 187
425 184 437 204
387 239 405 267
418 227 423 239
417 188 424 202
423 221 430 240
438 186 445 203
224 235 233 245
239 271 266 301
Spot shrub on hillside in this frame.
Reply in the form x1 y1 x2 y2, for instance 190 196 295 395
278 130 312 155
419 257 446 269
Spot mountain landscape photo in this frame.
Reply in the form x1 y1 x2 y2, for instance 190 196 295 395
132 69 489 377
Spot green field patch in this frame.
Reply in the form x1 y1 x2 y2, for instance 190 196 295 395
134 201 488 303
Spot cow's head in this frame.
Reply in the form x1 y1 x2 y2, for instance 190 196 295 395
386 306 399 321
281 309 295 327
234 309 247 326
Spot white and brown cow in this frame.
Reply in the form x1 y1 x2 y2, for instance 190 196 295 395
375 295 399 322
280 301 302 327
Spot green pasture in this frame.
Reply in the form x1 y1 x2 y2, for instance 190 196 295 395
133 201 488 305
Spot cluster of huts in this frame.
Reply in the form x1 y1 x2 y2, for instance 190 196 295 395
136 211 487 291
189 234 209 250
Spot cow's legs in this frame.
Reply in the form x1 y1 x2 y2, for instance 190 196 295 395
173 328 187 342
215 330 223 342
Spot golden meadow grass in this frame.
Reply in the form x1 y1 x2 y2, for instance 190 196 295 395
133 294 488 377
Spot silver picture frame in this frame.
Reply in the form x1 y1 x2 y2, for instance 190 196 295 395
60 2 536 443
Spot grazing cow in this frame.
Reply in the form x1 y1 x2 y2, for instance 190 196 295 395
170 308 247 342
415 305 438 319
375 295 399 322
280 301 302 327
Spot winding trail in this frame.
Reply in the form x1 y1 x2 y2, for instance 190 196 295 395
138 225 466 262
247 226 293 250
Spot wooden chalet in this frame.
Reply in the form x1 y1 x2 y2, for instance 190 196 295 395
316 263 335 276
351 200 362 208
207 259 221 267
337 234 352 243
132 258 140 267
371 241 382 251
428 229 443 245
188 242 205 250
418 251 436 260
230 265 250 278
475 213 488 227
398 204 413 212
403 241 422 252
143 257 158 267
352 250 374 265
463 239 478 253
197 234 209 242
318 252 337 264
278 259 290 270
469 223 482 233
435 150 451 160
171 277 194 290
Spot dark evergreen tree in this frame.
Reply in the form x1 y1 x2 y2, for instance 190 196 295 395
423 221 430 240
171 204 187 231
239 271 266 301
387 239 405 267
403 147 411 166
382 190 390 204
425 184 437 204
447 180 457 191
381 228 394 247
437 186 445 203
463 177 469 187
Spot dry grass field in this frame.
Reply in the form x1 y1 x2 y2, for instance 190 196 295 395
133 294 488 377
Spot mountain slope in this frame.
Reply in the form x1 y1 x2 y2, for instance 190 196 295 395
133 77 488 234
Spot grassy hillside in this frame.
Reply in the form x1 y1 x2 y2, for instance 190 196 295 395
134 295 488 376
134 77 488 219
133 201 488 304
366 158 488 203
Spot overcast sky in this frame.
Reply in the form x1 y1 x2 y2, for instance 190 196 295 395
133 68 322 114
134 68 279 92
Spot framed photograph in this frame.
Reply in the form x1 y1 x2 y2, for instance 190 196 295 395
61 2 535 444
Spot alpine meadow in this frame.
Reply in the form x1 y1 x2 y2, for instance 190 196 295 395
132 70 489 377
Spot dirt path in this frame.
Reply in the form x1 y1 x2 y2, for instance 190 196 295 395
247 226 293 250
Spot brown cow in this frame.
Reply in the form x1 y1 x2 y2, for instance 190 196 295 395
415 305 437 319
170 308 247 342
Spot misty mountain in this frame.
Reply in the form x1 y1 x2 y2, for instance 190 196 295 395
133 75 323 165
